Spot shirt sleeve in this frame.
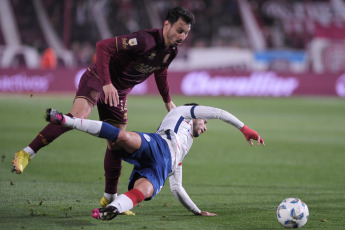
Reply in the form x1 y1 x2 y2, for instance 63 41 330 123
154 68 171 103
179 105 245 129
169 164 201 215
95 38 116 86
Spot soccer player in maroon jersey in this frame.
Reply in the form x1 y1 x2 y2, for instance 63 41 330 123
12 7 195 214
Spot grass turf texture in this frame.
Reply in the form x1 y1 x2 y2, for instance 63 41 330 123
0 94 344 229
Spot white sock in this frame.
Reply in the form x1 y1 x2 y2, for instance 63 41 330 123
63 116 103 136
24 146 35 159
104 192 117 201
109 194 134 213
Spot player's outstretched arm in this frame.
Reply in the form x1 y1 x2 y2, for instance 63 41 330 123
240 125 264 146
186 105 265 146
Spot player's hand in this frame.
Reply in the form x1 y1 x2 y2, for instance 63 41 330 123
198 211 217 216
103 84 119 107
240 125 265 146
165 101 176 112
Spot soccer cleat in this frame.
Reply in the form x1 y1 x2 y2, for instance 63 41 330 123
45 108 65 125
92 206 119 220
100 196 110 208
122 210 135 216
100 196 135 215
12 150 31 174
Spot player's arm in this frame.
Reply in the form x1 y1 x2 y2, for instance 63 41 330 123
154 68 176 112
183 105 264 146
95 38 119 107
169 164 216 216
96 34 146 107
165 101 176 112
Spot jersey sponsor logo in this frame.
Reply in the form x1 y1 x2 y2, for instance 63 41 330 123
122 38 128 49
143 134 151 142
148 52 156 60
128 38 137 46
134 63 162 74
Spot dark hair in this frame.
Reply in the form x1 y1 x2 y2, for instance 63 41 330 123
184 103 199 106
166 7 195 25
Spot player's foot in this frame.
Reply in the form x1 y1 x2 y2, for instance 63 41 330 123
92 206 119 220
12 150 31 174
45 108 65 125
122 210 135 216
99 196 110 208
100 196 135 215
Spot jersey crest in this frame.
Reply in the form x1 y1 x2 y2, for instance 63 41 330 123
128 38 138 46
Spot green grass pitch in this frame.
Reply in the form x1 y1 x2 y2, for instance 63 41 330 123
0 94 344 229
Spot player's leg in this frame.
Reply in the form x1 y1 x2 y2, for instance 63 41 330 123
45 108 139 216
91 132 171 221
45 112 141 152
12 70 100 174
90 131 171 221
112 130 142 153
12 98 93 174
100 123 125 209
92 178 153 220
97 95 136 215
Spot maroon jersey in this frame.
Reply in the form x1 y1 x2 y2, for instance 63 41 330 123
89 28 178 103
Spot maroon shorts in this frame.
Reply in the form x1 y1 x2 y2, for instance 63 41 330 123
75 69 129 124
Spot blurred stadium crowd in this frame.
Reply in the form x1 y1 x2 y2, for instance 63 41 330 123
1 0 345 73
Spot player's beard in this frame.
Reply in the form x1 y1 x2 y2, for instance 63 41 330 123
193 130 200 138
175 39 183 46
166 30 182 46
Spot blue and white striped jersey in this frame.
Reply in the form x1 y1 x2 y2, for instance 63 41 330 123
156 105 244 173
155 105 244 214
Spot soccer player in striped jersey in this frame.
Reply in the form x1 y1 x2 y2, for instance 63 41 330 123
45 103 264 219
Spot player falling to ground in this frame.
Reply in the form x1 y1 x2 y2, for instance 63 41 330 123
45 103 264 219
12 7 195 213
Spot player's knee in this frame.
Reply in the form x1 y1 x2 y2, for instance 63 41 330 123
116 131 130 146
140 187 154 199
70 108 91 119
70 99 93 118
106 142 121 151
134 178 154 199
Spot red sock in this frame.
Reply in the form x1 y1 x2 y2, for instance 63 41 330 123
124 188 145 206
